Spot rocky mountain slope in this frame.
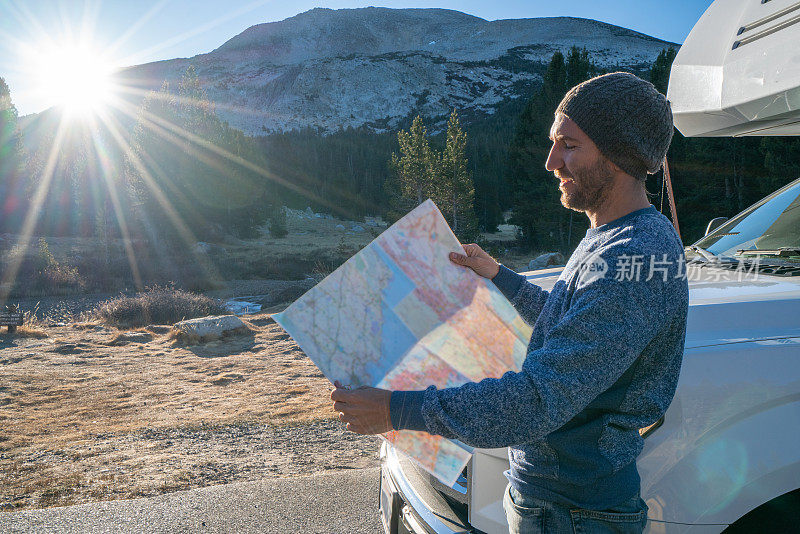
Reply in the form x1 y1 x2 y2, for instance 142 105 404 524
117 7 676 135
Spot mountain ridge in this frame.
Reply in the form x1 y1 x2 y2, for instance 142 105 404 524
117 7 678 135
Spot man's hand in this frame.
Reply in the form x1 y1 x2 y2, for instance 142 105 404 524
331 381 393 435
449 243 500 279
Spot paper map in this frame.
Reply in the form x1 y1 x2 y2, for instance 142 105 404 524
274 200 532 485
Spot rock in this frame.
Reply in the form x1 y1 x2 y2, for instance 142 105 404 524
528 252 565 270
118 10 670 136
305 207 315 217
194 242 211 253
335 224 345 231
351 225 365 233
172 315 247 343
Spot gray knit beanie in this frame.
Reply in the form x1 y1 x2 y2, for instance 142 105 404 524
555 72 673 181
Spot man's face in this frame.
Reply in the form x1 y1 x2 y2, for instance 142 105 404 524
545 114 616 213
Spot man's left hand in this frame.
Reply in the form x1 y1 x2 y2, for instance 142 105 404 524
331 381 393 435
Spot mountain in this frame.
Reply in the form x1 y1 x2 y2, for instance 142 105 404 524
117 7 676 135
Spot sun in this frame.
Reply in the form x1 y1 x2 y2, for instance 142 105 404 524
31 42 117 117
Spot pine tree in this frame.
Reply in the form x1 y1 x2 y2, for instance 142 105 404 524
387 116 436 219
398 116 436 204
438 110 478 241
0 77 27 234
508 51 568 251
386 113 477 240
649 48 677 94
566 47 595 88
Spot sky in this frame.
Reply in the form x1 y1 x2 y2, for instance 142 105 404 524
0 0 715 115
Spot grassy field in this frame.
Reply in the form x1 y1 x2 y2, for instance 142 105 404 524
0 209 534 307
0 311 375 510
0 210 388 302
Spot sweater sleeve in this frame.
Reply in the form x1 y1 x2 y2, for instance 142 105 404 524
389 264 551 431
491 265 550 326
392 262 672 448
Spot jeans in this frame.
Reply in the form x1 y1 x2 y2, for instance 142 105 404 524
503 484 648 534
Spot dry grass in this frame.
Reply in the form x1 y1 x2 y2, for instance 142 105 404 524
0 312 343 510
1 326 48 339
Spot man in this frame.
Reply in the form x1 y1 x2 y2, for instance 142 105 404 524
332 72 688 533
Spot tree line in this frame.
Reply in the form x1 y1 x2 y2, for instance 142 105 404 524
2 48 799 254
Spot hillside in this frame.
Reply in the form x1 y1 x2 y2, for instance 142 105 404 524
116 7 676 135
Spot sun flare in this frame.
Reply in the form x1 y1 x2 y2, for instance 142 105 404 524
31 42 117 116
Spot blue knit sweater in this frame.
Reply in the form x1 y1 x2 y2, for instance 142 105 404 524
390 206 689 509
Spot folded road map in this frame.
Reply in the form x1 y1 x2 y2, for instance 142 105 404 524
274 199 532 485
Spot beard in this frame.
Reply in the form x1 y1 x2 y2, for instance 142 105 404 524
557 157 615 212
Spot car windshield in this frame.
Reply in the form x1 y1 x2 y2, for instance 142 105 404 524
691 177 800 258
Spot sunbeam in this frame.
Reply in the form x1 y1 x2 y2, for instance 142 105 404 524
0 119 69 304
86 114 144 291
93 106 223 284
2 0 381 306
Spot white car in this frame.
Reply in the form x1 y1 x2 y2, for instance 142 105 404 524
379 176 800 533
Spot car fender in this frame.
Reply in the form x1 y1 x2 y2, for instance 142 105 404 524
639 338 800 527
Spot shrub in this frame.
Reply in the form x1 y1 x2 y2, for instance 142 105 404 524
269 208 288 238
92 285 227 328
3 238 85 297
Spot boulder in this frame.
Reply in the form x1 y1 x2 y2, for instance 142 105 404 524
351 225 365 233
172 315 246 343
528 252 565 270
335 224 345 231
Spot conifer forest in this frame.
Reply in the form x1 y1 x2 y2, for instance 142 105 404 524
2 48 799 255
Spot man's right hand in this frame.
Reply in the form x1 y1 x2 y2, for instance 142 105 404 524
449 244 500 279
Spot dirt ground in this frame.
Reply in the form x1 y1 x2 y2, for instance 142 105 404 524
0 311 380 511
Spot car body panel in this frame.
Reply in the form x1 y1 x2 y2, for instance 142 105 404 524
639 337 800 526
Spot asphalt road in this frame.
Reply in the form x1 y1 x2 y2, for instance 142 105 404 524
1 467 383 533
